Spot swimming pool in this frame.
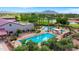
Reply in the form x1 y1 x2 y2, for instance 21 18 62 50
42 26 65 33
19 33 56 43
70 22 77 24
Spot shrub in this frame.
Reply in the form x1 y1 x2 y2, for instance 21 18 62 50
74 45 79 49
13 45 28 51
39 45 51 51
35 30 41 33
16 29 22 36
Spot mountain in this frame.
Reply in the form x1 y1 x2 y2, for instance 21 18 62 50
37 10 58 14
0 10 58 14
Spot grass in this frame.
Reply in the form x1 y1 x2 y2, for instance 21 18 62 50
36 19 56 25
0 13 19 18
69 24 79 29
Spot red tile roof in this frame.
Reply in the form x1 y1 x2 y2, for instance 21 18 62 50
0 18 16 26
68 18 79 23
0 30 7 36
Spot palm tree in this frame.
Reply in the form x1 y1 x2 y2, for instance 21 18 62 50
20 13 29 22
46 15 51 31
38 14 45 25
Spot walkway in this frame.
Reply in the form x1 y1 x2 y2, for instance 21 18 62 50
0 40 9 51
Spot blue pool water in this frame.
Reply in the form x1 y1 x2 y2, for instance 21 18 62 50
19 33 56 43
70 22 77 24
42 26 65 33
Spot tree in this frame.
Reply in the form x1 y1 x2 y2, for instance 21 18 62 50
41 38 57 50
20 13 32 22
13 45 28 51
13 40 39 51
56 37 73 51
16 29 22 36
44 37 73 51
26 40 39 51
56 17 69 25
64 14 78 18
45 15 53 30
21 39 26 45
56 17 62 24
39 45 51 51
47 38 58 50
15 15 21 21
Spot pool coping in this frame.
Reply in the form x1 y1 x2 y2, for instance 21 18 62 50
18 32 56 42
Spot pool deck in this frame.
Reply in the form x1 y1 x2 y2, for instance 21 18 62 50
17 33 36 40
0 40 9 51
17 31 48 40
17 28 69 42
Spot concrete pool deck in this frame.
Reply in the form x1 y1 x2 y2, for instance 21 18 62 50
17 29 70 43
0 40 9 51
17 33 36 40
17 29 66 41
17 31 48 40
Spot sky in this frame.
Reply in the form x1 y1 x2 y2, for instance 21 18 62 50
0 7 79 14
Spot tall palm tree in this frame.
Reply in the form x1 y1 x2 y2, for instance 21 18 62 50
46 15 52 31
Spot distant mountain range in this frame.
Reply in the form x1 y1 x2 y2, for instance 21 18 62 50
0 10 58 14
35 10 58 14
0 10 78 14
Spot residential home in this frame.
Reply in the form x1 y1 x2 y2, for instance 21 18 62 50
68 18 79 24
0 18 34 35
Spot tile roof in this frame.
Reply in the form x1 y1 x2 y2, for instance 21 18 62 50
68 20 79 23
0 18 16 26
0 30 7 36
0 18 33 26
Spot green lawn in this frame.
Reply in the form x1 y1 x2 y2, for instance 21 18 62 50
0 13 19 18
69 24 79 28
37 19 56 25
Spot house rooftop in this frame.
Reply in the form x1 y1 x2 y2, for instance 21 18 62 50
0 18 16 26
0 29 7 36
14 21 32 25
68 18 79 23
0 18 33 26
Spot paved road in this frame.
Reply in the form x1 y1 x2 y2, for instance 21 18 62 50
0 40 9 51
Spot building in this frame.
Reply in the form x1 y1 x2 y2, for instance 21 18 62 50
68 18 79 24
0 18 34 35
